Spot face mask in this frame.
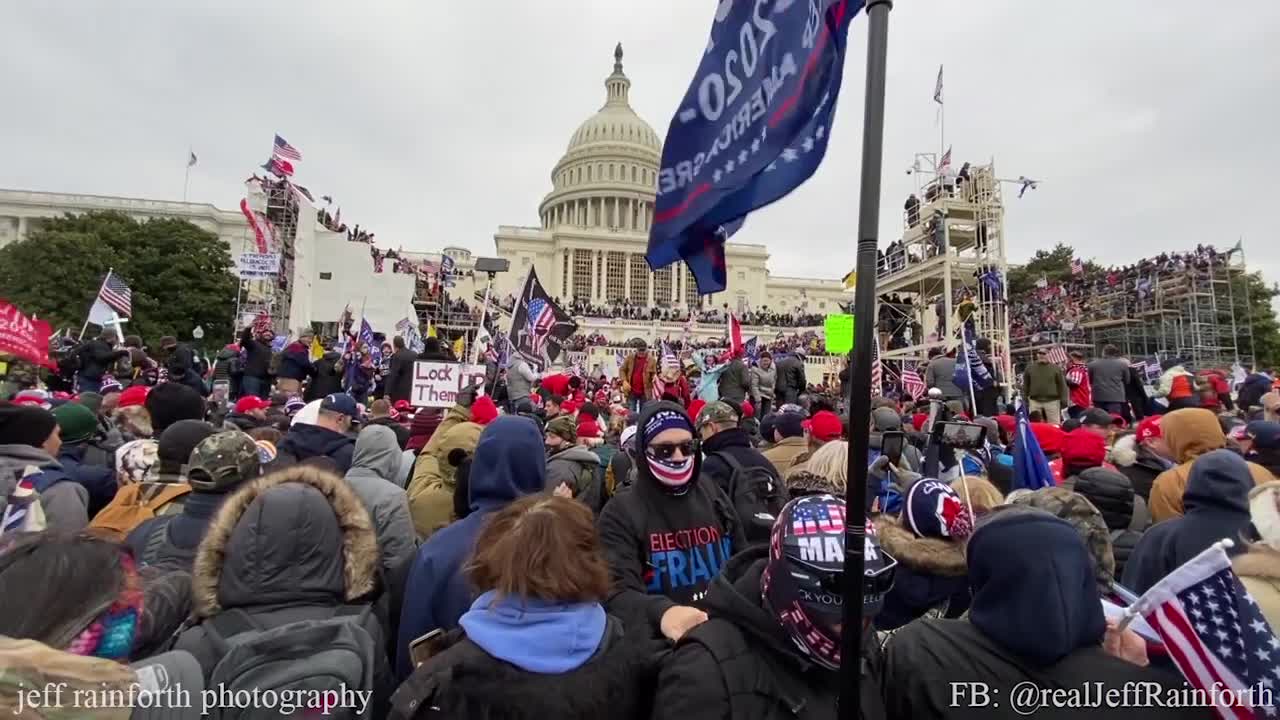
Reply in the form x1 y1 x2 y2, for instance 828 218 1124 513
646 454 694 487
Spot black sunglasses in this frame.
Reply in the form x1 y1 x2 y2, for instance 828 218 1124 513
791 551 899 598
646 441 697 461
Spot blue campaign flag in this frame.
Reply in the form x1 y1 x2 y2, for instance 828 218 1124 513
953 319 993 392
1012 403 1055 491
647 0 863 294
359 318 380 365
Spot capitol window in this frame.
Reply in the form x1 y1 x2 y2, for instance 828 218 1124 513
319 272 332 280
606 251 626 301
628 254 648 304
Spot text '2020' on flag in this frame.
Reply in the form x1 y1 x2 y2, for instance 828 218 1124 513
647 0 863 294
508 267 576 372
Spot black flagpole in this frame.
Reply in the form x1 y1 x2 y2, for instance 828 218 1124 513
840 0 892 717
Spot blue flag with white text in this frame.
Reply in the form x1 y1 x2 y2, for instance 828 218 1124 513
647 0 863 294
1012 402 1055 491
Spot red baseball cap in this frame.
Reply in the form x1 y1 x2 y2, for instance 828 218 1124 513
803 411 843 442
234 396 272 414
741 400 755 419
393 399 413 412
1061 429 1106 469
1135 415 1163 443
117 385 151 408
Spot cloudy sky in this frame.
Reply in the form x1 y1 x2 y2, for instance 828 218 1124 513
3 0 1278 291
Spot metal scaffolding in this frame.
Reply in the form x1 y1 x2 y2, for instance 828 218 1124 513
233 181 298 336
876 158 1012 389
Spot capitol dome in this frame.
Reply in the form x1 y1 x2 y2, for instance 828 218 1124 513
539 44 662 233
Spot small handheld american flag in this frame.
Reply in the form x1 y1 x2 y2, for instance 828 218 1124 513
1045 345 1070 367
902 368 927 400
1122 540 1278 720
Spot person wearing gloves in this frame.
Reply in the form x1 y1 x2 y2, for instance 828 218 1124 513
1124 449 1258 594
881 509 1199 720
0 402 89 531
652 495 897 720
1147 408 1273 522
597 401 738 642
345 424 417 580
389 495 662 720
874 478 974 630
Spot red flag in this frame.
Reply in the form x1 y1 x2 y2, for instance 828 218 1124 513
0 301 55 369
729 313 743 357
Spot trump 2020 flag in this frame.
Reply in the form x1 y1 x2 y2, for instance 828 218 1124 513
647 0 863 294
1012 402 1055 491
953 319 993 392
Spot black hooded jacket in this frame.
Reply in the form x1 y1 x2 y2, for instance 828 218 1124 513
1112 437 1169 502
872 515 970 631
882 510 1197 720
1248 446 1280 479
653 547 885 720
598 401 738 634
1069 467 1148 580
276 423 357 473
773 356 807 406
305 352 344 402
1122 450 1253 594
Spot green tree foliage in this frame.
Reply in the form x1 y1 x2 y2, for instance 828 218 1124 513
1237 270 1280 369
0 211 238 347
1007 243 1076 297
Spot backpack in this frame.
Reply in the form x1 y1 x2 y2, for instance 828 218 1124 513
710 451 784 545
197 606 376 720
88 482 191 541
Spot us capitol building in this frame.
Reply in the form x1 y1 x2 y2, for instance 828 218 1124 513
0 45 846 341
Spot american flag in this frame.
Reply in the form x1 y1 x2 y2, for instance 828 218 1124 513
792 501 845 536
1045 345 1070 367
1071 258 1085 276
902 367 927 400
1130 542 1278 720
870 339 882 395
939 146 952 171
98 272 132 317
525 297 556 355
273 134 302 162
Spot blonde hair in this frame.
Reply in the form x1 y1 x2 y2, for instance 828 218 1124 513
803 440 848 494
949 476 1005 516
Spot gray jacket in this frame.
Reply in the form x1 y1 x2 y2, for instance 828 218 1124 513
545 445 602 498
506 358 538 403
749 364 777 403
1088 357 1131 404
345 426 417 578
925 356 962 400
0 444 89 531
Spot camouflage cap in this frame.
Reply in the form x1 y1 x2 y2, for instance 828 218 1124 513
186 431 261 493
695 401 739 430
1004 487 1115 588
545 415 577 443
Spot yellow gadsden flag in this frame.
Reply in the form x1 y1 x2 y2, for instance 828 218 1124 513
309 336 325 361
842 269 856 290
426 322 437 339
453 336 465 358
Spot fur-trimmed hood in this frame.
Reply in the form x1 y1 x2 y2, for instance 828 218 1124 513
874 513 968 577
191 465 378 618
1110 434 1139 467
1233 545 1280 583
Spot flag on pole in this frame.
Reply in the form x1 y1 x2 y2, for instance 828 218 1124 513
939 146 952 171
901 367 926 400
508 267 576 371
273 134 302 162
842 269 857 290
309 335 325 362
1125 541 1277 720
452 335 465 359
1011 402 1056 491
187 151 198 168
1017 176 1038 198
954 320 993 392
1071 258 1084 276
1045 344 1070 367
359 318 379 365
729 312 743 357
646 0 862 295
88 271 132 326
261 157 294 178
933 64 944 104
870 339 882 395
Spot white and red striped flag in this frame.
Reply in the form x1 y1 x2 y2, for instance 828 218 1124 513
902 367 926 400
870 339 882 396
1045 345 1070 367
273 134 302 162
1071 258 1084 276
1124 540 1277 720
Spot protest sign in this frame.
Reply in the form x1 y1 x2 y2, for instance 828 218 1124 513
235 253 281 279
411 362 488 408
824 314 855 355
0 300 54 368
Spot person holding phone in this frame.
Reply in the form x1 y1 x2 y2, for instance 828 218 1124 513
390 496 663 720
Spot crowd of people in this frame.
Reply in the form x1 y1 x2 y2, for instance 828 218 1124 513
1010 244 1238 345
565 299 825 328
1 317 1278 719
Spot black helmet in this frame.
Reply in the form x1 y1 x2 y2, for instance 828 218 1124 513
761 495 896 670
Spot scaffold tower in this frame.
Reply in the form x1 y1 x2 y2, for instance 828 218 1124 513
234 181 299 336
875 157 1012 391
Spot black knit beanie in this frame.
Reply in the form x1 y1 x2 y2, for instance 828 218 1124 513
144 383 205 435
0 403 58 448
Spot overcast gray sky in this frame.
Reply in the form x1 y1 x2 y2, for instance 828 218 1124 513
3 0 1277 293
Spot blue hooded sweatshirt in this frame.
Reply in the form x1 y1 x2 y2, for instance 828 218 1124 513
458 591 607 674
968 509 1106 666
396 415 546 678
1121 449 1252 594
